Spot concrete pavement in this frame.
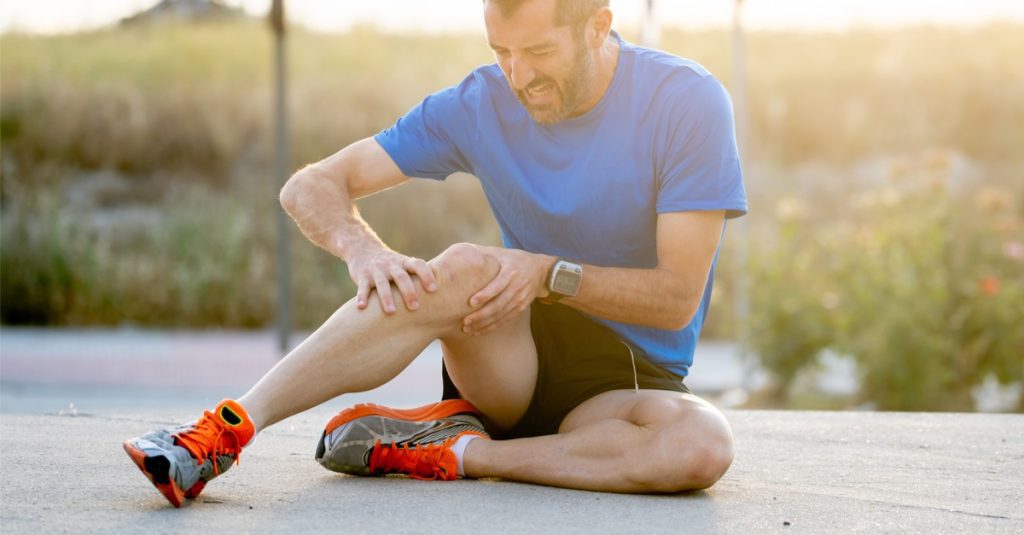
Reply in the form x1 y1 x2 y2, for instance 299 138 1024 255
0 328 758 392
0 327 763 413
2 408 1022 533
2 329 1021 532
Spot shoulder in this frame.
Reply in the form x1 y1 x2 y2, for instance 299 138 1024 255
623 42 731 115
429 64 509 110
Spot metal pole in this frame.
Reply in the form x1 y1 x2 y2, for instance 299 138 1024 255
270 0 292 354
731 0 752 382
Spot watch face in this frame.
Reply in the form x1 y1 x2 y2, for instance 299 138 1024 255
552 264 582 295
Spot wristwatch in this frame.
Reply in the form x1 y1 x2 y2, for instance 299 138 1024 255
545 258 583 302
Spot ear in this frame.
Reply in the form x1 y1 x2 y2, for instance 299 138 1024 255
586 7 613 48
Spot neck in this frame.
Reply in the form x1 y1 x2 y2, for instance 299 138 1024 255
571 35 620 117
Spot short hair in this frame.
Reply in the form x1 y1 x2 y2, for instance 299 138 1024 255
486 0 609 26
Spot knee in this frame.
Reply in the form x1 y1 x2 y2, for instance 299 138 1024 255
675 430 734 491
629 404 734 492
431 243 498 288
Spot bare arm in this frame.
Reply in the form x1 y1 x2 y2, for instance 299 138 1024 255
279 137 437 313
562 210 724 330
463 210 725 334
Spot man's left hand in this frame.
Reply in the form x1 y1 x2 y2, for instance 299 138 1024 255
462 247 552 336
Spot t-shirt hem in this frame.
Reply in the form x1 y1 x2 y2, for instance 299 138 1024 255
656 201 748 219
373 131 449 181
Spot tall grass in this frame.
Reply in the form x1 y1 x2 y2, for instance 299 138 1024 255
1 21 1022 331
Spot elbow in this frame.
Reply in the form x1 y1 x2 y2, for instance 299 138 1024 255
659 300 700 331
279 167 314 215
279 175 300 215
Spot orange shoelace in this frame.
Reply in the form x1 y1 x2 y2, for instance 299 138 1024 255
368 438 458 481
174 410 243 475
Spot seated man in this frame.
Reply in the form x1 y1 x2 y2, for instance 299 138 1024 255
123 0 747 507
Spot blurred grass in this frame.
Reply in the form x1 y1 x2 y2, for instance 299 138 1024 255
4 23 1022 178
1 21 1022 333
1 22 500 327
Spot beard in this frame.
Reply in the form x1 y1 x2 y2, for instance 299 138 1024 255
514 38 594 125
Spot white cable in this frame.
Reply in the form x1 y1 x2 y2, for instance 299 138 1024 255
622 342 640 393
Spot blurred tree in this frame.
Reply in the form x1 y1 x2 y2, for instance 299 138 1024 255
746 150 1024 411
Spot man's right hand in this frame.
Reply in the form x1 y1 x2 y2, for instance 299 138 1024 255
346 246 438 315
279 137 428 314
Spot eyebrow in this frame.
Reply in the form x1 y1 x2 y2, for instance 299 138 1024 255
488 40 557 52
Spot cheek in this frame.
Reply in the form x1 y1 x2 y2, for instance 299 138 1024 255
540 56 574 83
495 58 511 78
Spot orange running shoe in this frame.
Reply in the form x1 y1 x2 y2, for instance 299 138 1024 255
315 399 488 481
123 399 255 507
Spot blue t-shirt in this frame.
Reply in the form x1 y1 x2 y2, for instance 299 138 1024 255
375 33 746 377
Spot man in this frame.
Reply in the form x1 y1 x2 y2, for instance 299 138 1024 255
123 0 747 507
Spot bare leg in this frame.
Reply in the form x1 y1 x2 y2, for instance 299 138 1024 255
236 241 731 492
462 390 735 493
439 308 537 429
237 243 502 431
429 282 733 493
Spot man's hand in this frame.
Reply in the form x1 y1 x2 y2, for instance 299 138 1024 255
462 247 553 336
346 245 438 315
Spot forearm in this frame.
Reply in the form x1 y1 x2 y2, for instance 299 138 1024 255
462 210 723 336
279 165 386 261
558 263 701 331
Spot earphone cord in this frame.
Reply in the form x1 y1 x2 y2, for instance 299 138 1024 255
621 341 640 394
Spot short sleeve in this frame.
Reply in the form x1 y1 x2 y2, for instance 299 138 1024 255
656 75 747 218
374 81 474 181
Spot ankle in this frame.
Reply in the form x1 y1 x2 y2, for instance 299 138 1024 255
453 433 486 477
216 399 257 447
233 396 267 436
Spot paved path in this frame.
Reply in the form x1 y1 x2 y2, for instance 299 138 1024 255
2 329 1021 532
2 409 1021 533
0 328 759 413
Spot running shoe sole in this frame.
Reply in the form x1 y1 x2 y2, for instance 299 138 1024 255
317 399 485 476
122 441 186 508
322 399 482 435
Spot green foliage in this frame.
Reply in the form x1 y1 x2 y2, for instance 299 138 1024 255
1 192 94 324
747 152 1024 411
1 23 1022 412
0 22 500 327
0 22 493 182
661 25 1024 165
0 174 498 327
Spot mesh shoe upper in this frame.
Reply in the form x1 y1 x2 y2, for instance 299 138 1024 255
174 400 255 479
123 399 255 507
316 400 488 480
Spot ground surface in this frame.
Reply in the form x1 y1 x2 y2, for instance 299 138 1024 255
1 329 1021 532
1 409 1021 533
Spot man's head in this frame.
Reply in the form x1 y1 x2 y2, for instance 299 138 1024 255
483 0 612 124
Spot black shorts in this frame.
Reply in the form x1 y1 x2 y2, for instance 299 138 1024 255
441 302 689 439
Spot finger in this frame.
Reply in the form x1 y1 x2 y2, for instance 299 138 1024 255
372 272 396 314
462 297 505 332
473 304 516 335
463 287 510 326
471 293 520 330
469 269 512 308
406 257 437 292
476 315 513 336
475 289 530 335
355 276 370 309
465 290 515 331
389 267 420 311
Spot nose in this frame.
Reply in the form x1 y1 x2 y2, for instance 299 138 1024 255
508 57 535 91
